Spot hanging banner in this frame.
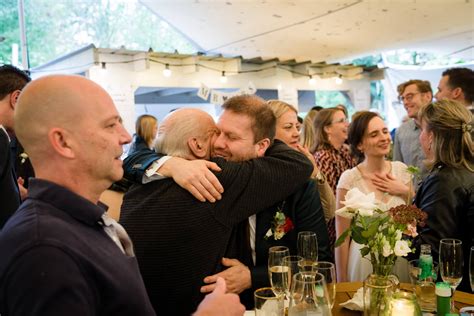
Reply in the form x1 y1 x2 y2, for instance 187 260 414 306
278 87 299 110
203 81 257 105
197 83 211 101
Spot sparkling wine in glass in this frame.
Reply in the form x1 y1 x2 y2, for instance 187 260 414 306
312 261 336 309
283 255 303 291
268 246 290 296
439 239 464 311
297 231 318 271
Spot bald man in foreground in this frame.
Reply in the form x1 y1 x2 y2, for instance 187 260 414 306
0 75 244 316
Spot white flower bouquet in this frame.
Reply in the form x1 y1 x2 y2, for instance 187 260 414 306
335 188 427 274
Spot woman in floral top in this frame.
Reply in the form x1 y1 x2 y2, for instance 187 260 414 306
312 107 356 254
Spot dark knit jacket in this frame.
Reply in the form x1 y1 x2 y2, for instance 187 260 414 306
0 128 20 228
120 140 313 316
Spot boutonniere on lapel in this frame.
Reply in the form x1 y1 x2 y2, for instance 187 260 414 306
264 203 294 240
19 152 29 164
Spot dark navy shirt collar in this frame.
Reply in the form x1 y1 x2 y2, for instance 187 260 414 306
27 178 107 226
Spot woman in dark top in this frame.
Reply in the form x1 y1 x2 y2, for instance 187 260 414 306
414 99 473 293
128 114 158 154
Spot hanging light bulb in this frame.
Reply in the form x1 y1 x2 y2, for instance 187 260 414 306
308 75 316 85
98 62 107 74
335 75 343 85
220 71 228 83
162 64 172 77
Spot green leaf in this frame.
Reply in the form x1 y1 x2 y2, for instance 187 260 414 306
362 221 379 238
360 246 370 257
335 229 351 247
352 226 367 244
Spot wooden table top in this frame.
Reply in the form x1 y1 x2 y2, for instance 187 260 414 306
332 282 474 315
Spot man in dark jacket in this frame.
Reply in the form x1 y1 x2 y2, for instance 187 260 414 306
0 65 31 228
199 96 331 308
120 101 313 315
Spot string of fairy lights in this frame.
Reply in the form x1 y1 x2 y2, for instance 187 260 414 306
31 55 353 85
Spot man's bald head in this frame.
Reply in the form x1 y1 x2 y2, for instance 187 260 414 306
15 75 110 157
155 108 217 160
14 75 131 202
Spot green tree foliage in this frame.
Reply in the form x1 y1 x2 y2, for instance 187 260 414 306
0 0 197 67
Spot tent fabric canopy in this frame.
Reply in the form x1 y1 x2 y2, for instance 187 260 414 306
140 0 473 64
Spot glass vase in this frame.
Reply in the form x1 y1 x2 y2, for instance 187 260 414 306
363 273 398 316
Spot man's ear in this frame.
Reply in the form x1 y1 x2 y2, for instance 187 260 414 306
451 87 463 100
255 138 271 157
187 137 207 159
9 90 21 109
48 127 75 159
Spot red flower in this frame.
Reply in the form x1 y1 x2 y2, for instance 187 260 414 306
282 217 294 233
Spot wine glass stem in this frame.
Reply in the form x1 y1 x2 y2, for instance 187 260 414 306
450 287 456 312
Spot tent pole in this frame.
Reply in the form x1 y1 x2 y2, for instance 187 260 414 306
17 0 29 70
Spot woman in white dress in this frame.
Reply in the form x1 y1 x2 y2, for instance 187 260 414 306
335 111 413 282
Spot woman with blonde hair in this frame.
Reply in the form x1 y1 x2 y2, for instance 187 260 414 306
267 100 336 222
414 99 473 292
300 108 319 151
129 114 158 154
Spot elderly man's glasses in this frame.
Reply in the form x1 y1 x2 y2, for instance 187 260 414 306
399 92 421 103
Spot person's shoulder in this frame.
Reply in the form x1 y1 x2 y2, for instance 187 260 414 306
391 160 409 170
436 164 474 183
396 119 415 133
337 166 358 187
2 201 67 243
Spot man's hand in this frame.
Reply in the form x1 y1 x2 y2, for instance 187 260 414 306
160 157 224 202
201 258 251 294
17 177 28 200
194 277 245 316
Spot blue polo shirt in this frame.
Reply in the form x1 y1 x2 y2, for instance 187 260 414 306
0 179 155 316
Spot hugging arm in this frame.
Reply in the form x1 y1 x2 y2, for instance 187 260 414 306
123 149 223 202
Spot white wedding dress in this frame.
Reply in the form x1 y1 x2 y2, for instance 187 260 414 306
337 161 412 283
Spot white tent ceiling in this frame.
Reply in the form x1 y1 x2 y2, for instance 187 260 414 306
140 0 474 64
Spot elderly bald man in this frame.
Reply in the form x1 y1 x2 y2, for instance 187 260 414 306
0 75 244 316
120 106 313 316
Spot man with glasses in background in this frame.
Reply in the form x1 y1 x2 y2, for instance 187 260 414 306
393 80 433 185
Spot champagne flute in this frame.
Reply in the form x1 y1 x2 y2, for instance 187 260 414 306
297 231 318 271
439 239 464 311
470 246 474 292
312 261 336 309
283 255 303 292
268 246 290 297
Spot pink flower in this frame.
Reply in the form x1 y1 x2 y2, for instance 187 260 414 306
404 223 418 238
